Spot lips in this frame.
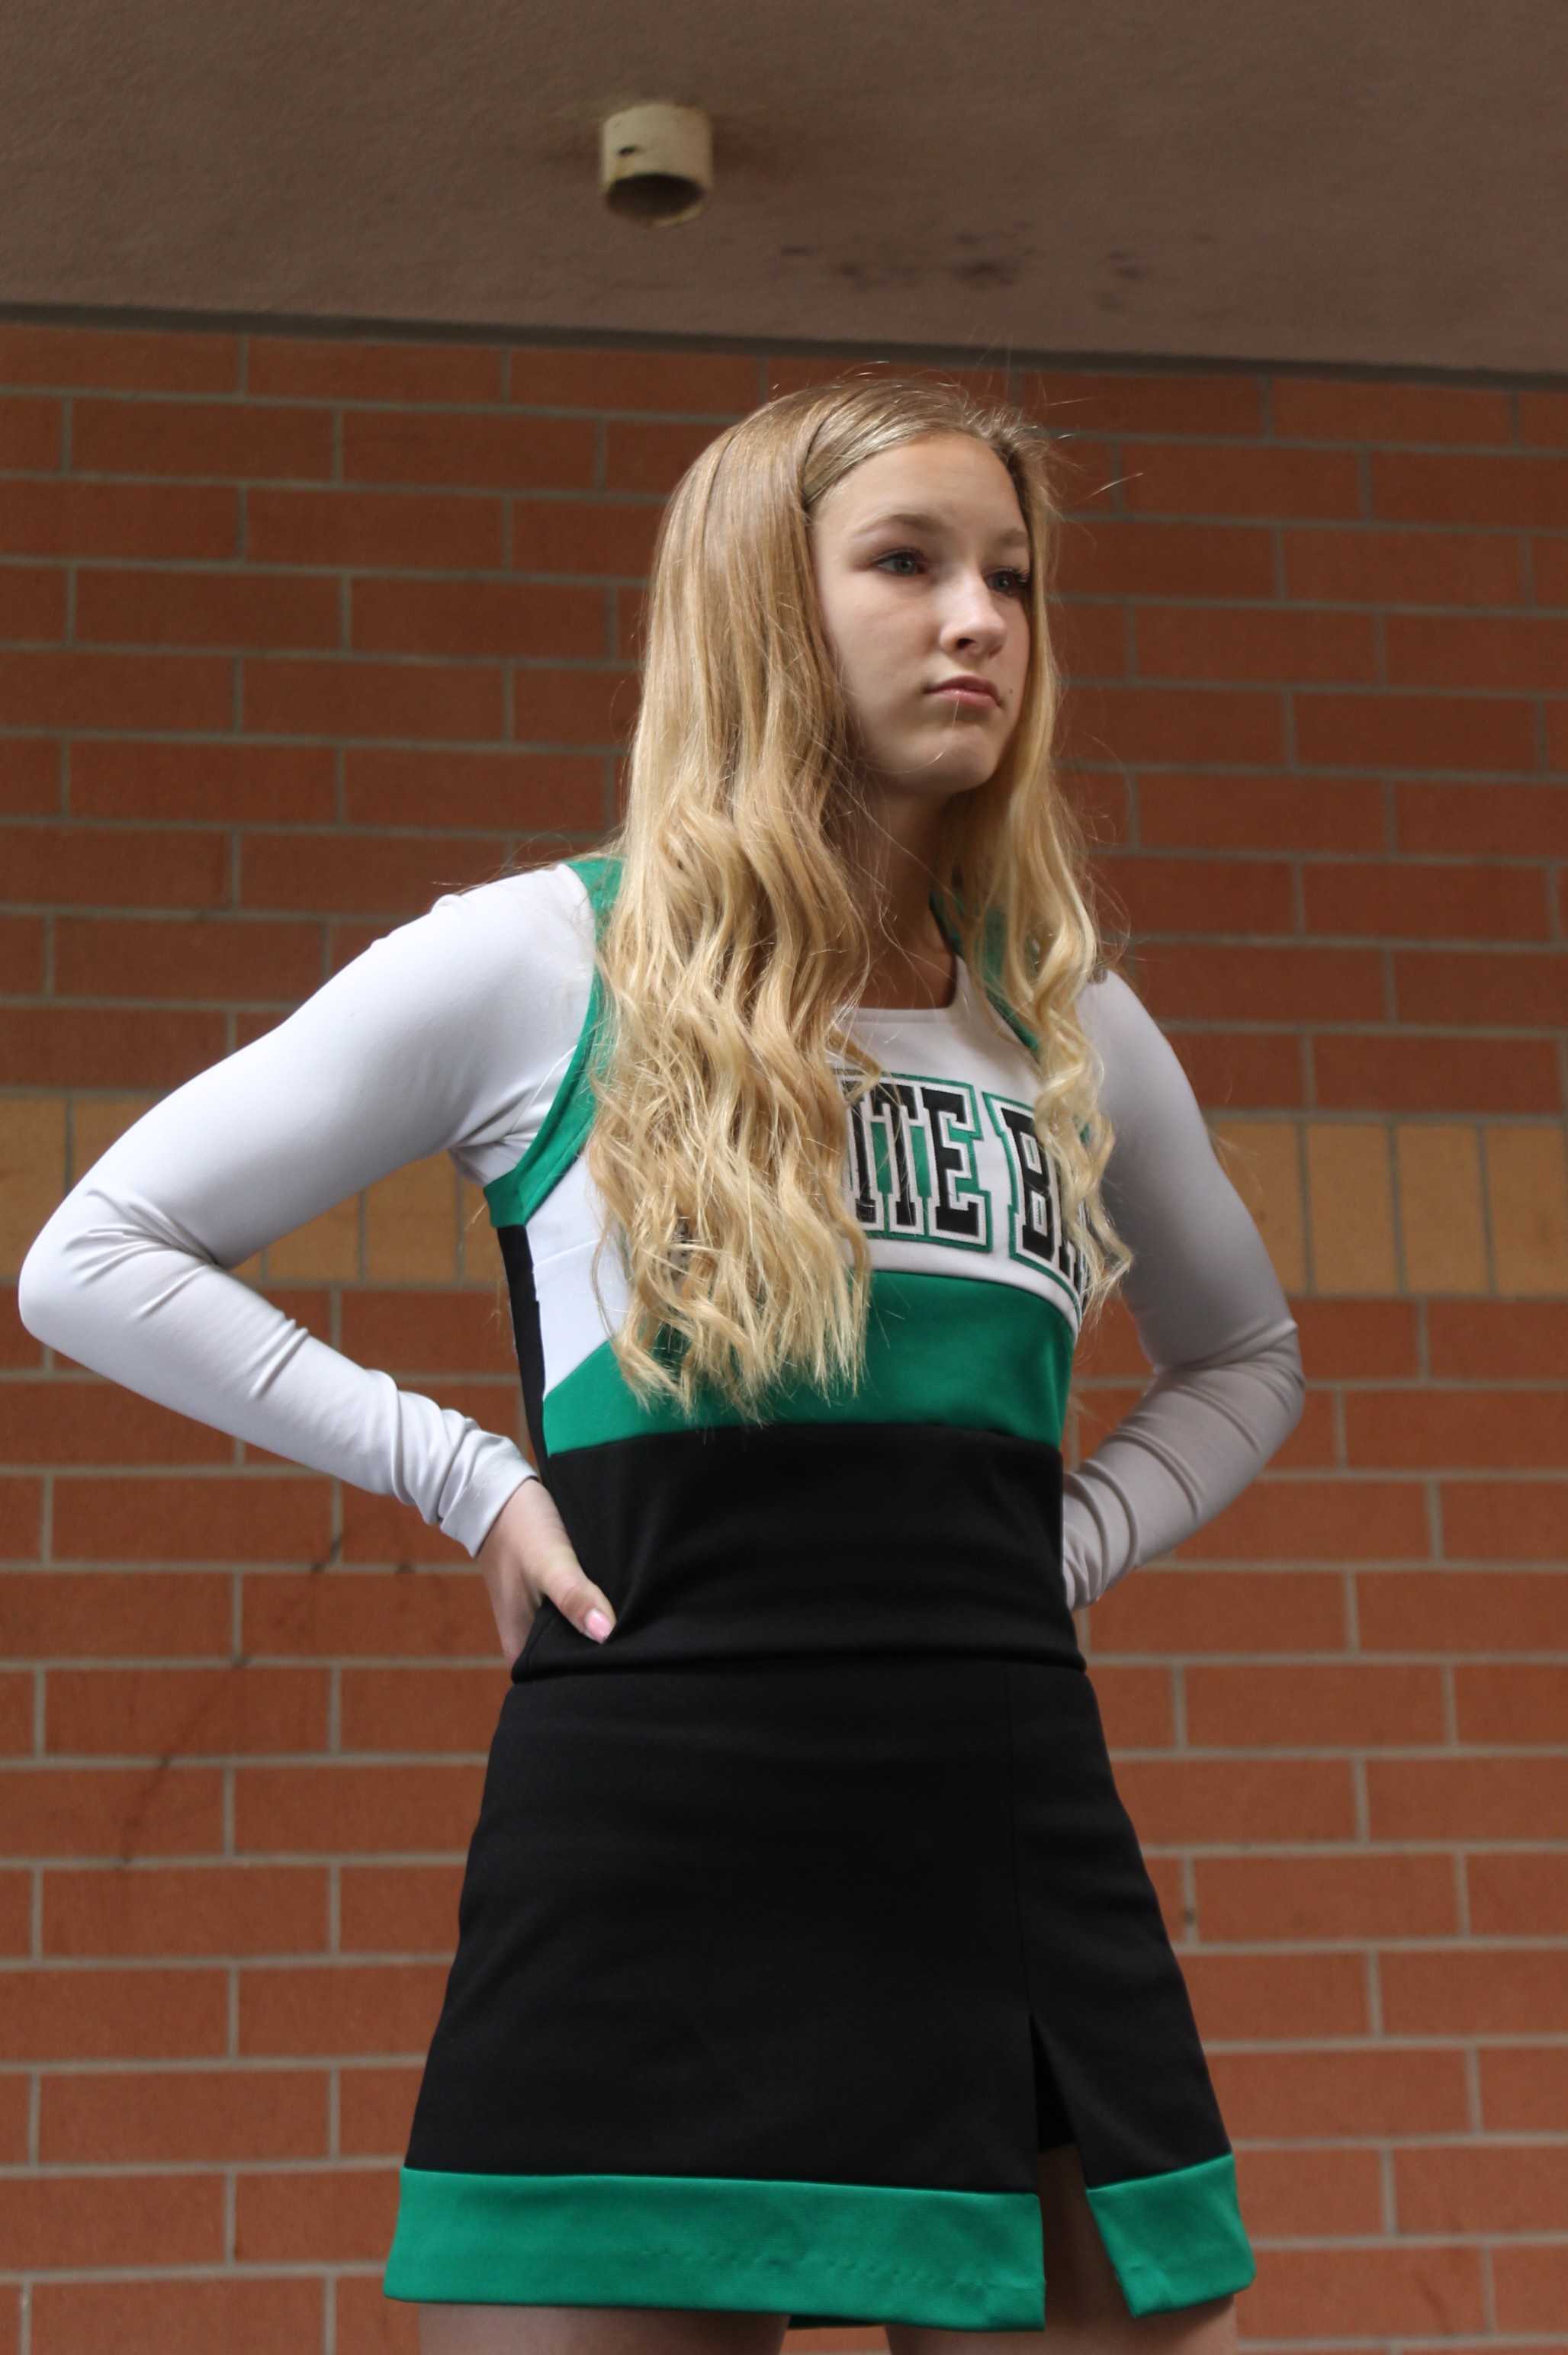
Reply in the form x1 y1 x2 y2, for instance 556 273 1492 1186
928 680 999 704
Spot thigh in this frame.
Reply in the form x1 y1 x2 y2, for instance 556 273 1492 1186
885 2146 1239 2352
419 2303 792 2355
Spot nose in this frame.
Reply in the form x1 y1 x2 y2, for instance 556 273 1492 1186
943 570 1012 639
945 602 1007 653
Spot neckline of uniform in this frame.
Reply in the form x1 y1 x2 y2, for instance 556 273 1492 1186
851 949 970 1022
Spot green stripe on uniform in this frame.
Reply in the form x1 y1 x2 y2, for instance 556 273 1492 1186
540 1265 1077 1456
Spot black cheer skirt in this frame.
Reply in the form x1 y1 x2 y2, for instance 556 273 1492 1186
381 1422 1257 2333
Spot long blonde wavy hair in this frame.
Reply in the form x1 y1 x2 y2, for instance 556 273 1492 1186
543 369 1133 1421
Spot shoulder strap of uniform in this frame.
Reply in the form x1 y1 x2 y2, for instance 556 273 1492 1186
928 882 1041 1059
480 856 624 1230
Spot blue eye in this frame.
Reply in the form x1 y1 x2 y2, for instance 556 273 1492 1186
876 548 1032 599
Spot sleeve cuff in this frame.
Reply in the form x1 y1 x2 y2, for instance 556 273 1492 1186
440 1447 541 1558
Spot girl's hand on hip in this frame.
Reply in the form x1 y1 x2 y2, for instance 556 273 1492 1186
475 1476 618 1666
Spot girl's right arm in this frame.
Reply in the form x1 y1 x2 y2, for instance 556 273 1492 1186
16 868 581 1561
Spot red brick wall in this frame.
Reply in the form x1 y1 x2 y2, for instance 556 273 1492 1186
2 324 1565 2353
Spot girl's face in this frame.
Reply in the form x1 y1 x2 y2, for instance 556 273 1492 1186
809 430 1033 809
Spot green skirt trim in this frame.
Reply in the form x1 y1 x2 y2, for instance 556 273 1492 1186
1087 2150 1257 2316
384 2167 1046 2331
384 2151 1256 2328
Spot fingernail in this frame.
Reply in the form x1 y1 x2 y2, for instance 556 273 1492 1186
585 1609 613 1642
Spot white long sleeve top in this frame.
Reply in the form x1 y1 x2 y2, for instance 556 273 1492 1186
16 859 1306 1611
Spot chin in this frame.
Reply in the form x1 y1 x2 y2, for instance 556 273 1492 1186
862 738 1007 799
929 752 1004 793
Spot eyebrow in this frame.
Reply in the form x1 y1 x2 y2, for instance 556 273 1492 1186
850 507 1032 553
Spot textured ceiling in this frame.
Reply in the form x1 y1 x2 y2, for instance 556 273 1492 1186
2 0 1562 378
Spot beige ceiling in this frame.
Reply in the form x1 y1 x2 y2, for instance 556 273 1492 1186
3 0 1563 380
